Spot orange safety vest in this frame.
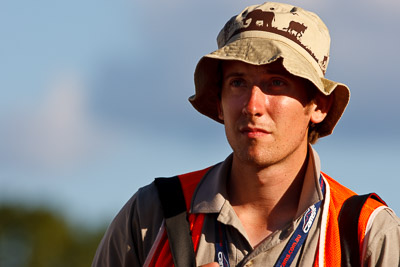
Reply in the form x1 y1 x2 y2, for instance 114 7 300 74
145 167 386 267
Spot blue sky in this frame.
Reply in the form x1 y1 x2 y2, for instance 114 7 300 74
0 0 399 227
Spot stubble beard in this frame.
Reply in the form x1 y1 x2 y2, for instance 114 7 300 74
231 139 281 169
229 127 309 170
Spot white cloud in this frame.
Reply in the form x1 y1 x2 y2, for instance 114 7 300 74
0 72 122 172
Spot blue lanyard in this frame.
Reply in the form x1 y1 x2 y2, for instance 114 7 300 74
273 175 325 267
215 175 325 267
215 217 231 267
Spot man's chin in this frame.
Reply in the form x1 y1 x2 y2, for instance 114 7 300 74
234 151 275 168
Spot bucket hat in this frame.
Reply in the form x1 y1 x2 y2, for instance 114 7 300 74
189 2 350 138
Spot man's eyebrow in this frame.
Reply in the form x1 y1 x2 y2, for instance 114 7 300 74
262 68 288 76
223 69 288 79
223 72 245 79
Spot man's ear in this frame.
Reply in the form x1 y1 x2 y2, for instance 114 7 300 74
217 100 224 121
310 93 333 124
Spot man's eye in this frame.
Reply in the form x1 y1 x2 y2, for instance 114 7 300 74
230 79 246 87
271 79 285 87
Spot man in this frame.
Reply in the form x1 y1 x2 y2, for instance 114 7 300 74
93 2 400 266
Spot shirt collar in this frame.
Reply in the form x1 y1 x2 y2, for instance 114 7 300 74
296 145 323 217
192 146 324 217
191 154 233 213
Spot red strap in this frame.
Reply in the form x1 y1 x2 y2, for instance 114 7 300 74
179 167 211 253
149 231 174 267
148 167 211 266
178 167 212 210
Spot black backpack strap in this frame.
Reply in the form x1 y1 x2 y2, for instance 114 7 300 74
154 176 196 267
338 193 385 267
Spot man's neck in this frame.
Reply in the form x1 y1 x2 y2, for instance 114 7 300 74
227 146 310 247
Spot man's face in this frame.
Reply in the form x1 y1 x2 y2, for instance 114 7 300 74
218 60 321 167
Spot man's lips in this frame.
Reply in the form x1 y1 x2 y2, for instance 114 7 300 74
240 126 271 137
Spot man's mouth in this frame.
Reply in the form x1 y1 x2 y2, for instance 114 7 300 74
240 126 271 138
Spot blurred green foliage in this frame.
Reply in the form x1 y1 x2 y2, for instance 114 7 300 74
0 205 106 267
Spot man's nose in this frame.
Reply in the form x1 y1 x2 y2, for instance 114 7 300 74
242 86 265 117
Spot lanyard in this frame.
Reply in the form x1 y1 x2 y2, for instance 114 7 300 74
215 217 231 267
215 175 325 267
273 175 325 267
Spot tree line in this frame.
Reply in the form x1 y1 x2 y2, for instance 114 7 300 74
0 204 106 267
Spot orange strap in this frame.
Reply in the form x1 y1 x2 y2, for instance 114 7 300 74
357 196 386 254
179 167 211 253
149 167 211 266
315 173 386 267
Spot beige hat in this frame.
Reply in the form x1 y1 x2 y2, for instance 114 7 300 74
189 2 350 138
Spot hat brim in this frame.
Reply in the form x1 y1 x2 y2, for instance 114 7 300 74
190 37 350 138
